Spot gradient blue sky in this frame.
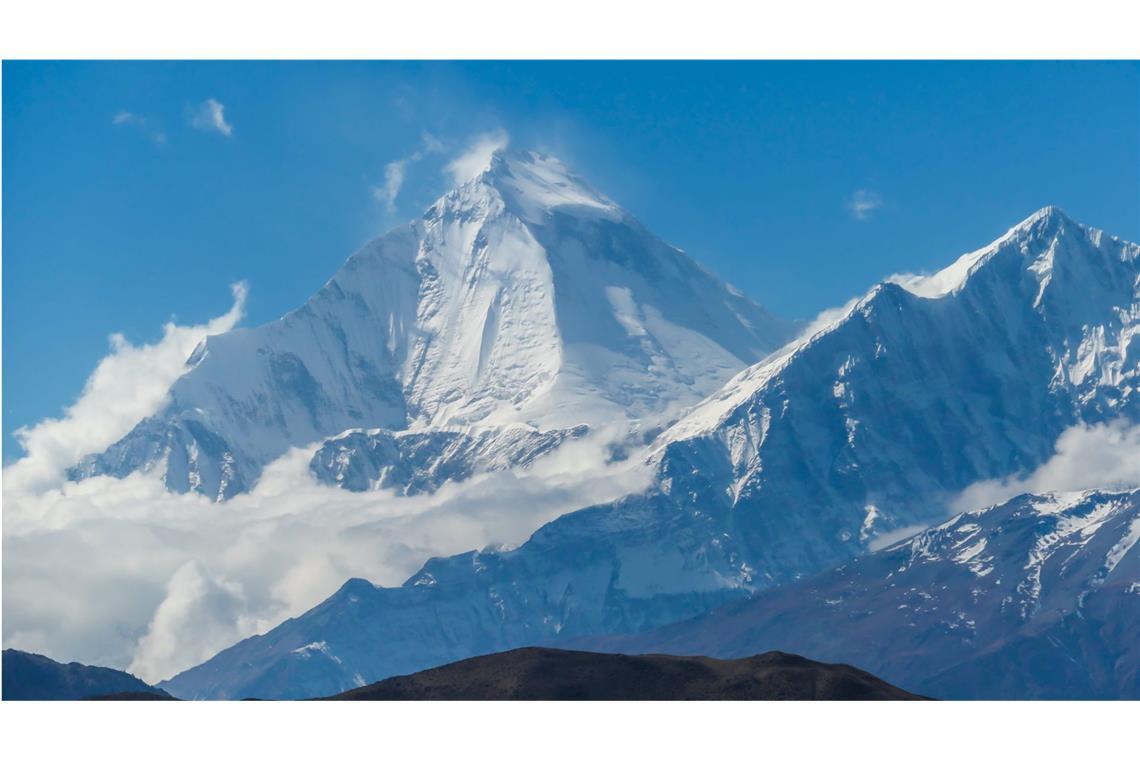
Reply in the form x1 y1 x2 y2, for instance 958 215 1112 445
4 61 1139 451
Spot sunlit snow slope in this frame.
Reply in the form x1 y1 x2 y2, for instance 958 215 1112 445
73 152 794 499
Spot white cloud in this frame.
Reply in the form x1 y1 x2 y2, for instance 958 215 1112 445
4 283 246 495
1 259 652 684
374 159 408 213
372 131 444 214
445 129 509 185
835 420 1140 553
951 420 1140 513
867 524 928 551
847 188 883 221
191 98 233 137
3 425 651 682
128 561 260 683
794 296 861 342
112 110 166 144
1 295 649 681
420 130 444 154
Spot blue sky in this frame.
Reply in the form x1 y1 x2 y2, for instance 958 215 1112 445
4 60 1138 451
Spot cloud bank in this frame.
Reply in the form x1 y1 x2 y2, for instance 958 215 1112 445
4 429 650 683
865 420 1140 551
951 419 1140 513
5 283 246 495
2 288 650 681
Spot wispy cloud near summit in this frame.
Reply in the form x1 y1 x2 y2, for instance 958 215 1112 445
445 130 509 185
373 131 444 214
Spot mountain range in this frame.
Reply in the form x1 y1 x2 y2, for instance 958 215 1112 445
133 152 1139 700
133 151 1140 697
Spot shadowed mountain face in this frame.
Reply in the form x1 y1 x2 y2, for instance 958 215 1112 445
2 649 170 701
321 647 926 700
575 490 1140 700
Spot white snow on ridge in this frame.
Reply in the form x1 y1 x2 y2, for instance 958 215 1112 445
489 151 620 224
1104 514 1140 577
886 206 1062 299
657 205 1140 456
291 640 342 665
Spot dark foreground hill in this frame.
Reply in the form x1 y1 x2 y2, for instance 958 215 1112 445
86 691 178 700
2 649 171 701
322 647 926 700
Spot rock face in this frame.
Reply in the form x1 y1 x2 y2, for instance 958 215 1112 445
308 424 589 494
162 209 1140 700
71 151 793 500
322 647 927 700
2 649 170 701
583 489 1140 700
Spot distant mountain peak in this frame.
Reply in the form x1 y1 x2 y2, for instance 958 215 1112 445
1003 205 1086 256
882 207 1138 311
1018 203 1069 226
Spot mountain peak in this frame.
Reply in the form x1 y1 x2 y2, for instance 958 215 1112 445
453 149 622 224
1004 205 1076 242
480 148 570 180
885 206 1096 301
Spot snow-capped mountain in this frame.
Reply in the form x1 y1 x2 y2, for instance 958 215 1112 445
72 151 794 500
162 209 1140 699
647 206 1139 577
587 489 1140 700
